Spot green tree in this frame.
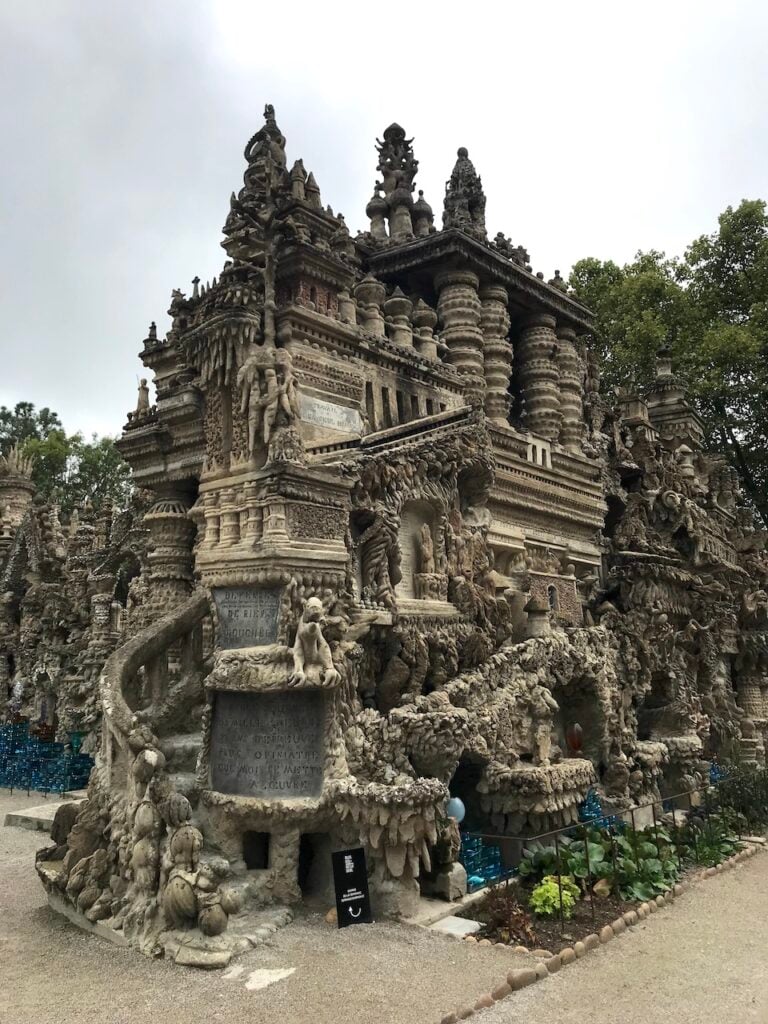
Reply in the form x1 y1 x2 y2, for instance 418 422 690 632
0 402 62 451
66 434 132 512
570 199 768 528
1 401 132 514
22 429 71 498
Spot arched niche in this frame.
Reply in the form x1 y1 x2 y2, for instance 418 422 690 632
395 500 437 601
551 675 607 769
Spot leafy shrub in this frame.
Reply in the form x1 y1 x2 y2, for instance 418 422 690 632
517 782 747 906
529 875 581 918
519 825 680 902
678 814 742 867
484 880 537 945
715 765 768 830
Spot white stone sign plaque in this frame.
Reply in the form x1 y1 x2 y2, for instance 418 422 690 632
298 393 362 433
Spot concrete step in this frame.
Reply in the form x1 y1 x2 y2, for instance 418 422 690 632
3 792 87 833
428 915 482 938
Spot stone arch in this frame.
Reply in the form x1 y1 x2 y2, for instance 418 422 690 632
1 513 43 598
551 674 608 769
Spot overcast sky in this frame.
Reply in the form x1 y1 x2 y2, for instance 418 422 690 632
2 1 766 438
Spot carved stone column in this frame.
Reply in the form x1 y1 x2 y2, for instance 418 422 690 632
479 285 512 422
435 270 485 404
412 300 439 360
556 325 584 452
144 495 196 612
517 313 561 441
737 672 765 719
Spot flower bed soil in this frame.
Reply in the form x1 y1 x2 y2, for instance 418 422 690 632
459 882 636 953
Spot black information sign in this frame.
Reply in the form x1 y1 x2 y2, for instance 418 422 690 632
331 847 373 928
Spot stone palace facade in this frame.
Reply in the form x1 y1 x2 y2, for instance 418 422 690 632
2 106 766 966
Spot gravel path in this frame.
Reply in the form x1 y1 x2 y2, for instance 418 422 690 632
2 789 767 1024
0 792 522 1024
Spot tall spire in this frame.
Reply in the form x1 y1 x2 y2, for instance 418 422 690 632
443 147 487 241
367 123 419 241
223 103 290 262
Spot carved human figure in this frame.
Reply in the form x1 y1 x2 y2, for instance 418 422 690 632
418 523 435 574
290 596 340 686
274 348 301 421
261 365 280 445
238 345 301 455
238 353 265 455
527 680 559 766
135 378 151 418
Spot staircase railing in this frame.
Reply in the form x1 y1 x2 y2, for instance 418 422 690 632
100 591 211 786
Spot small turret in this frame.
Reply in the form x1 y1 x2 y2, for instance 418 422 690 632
645 346 705 450
412 190 434 237
305 171 322 210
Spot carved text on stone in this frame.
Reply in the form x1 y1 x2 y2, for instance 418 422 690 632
213 587 280 648
210 690 324 798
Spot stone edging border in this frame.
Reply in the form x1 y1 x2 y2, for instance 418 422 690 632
437 841 765 1023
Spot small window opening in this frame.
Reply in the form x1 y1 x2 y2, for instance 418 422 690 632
243 831 270 870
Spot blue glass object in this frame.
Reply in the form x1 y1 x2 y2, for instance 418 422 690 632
459 831 512 892
0 722 94 794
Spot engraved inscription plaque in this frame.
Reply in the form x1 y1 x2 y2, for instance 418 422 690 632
213 587 280 649
298 393 362 434
210 691 324 798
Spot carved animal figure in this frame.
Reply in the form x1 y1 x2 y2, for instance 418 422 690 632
290 597 340 686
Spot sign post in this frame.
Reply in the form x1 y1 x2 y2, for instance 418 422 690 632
331 847 373 928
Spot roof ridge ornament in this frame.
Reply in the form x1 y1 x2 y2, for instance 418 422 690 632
443 147 487 241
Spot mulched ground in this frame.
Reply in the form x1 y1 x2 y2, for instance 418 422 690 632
460 882 636 953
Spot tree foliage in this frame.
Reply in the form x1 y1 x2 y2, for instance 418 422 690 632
0 402 62 449
0 401 131 514
570 200 768 528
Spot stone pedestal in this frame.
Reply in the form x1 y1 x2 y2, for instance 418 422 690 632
424 862 468 902
436 270 485 404
480 285 512 422
414 572 449 601
517 314 561 441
